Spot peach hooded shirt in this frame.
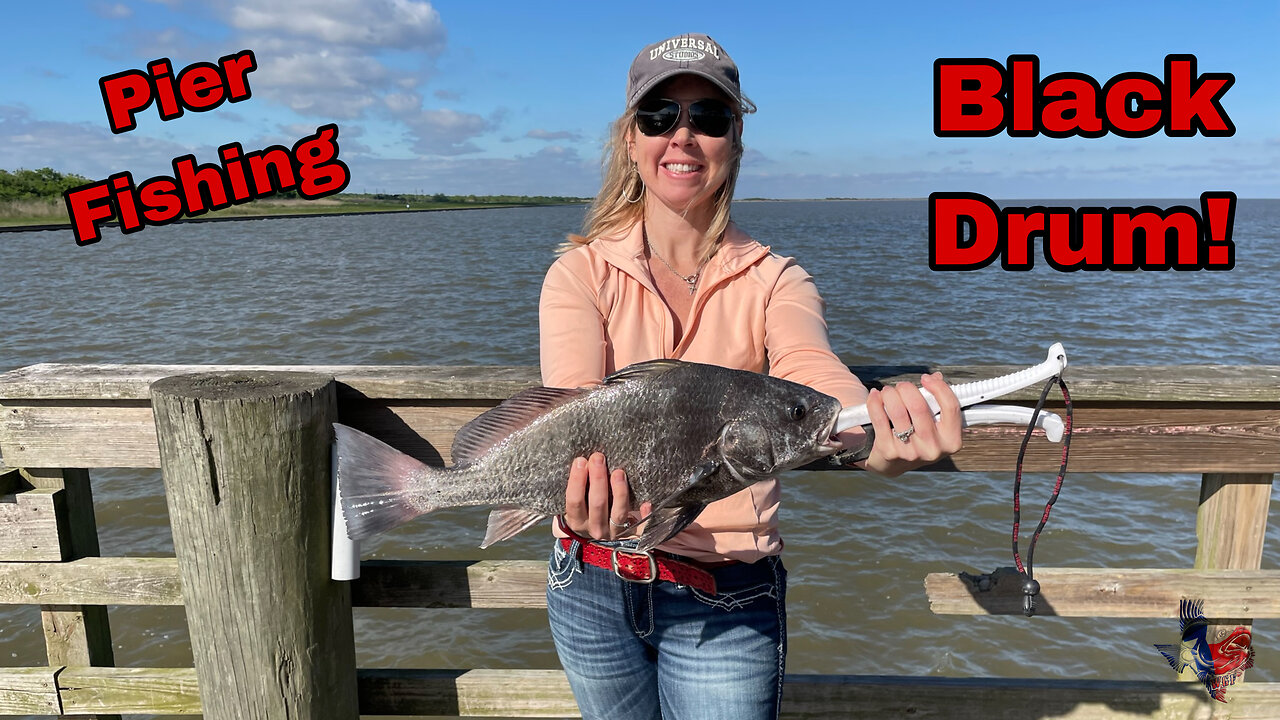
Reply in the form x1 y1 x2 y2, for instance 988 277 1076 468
539 220 867 563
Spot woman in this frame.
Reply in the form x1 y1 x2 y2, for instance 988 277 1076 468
539 33 962 720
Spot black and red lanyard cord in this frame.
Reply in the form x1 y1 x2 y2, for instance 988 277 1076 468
1012 375 1072 617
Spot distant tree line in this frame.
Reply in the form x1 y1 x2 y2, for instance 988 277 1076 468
0 168 93 202
1 168 586 206
365 192 587 205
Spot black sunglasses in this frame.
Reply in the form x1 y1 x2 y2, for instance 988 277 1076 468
635 98 736 138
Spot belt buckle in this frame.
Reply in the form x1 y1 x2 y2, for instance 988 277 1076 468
610 547 658 584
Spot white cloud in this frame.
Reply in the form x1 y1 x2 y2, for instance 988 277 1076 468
250 50 390 119
402 109 493 155
206 0 484 158
229 0 445 52
532 145 581 160
526 129 581 141
272 122 371 154
383 92 424 117
345 151 596 196
92 3 132 19
741 147 772 167
0 104 199 181
122 26 220 65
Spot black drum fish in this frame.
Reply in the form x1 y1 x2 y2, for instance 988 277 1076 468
334 359 843 551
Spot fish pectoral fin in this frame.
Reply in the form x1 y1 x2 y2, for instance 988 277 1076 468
629 461 719 552
480 506 549 548
647 460 720 510
634 504 707 553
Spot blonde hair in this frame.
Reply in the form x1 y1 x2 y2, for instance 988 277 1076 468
560 109 744 264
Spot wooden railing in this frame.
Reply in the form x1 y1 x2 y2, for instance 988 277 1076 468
0 362 1277 718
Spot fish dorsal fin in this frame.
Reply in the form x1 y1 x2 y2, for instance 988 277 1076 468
452 386 584 466
480 506 549 548
603 359 685 385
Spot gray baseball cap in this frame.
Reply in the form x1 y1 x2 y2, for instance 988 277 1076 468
626 33 756 114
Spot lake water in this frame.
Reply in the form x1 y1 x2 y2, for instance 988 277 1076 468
2 199 1278 715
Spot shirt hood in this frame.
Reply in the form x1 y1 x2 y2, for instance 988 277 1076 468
589 220 772 289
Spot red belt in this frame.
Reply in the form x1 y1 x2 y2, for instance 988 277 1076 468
558 525 720 595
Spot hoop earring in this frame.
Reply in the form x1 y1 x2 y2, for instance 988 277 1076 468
623 164 644 204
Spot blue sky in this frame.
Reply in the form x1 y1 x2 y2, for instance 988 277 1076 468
2 0 1276 198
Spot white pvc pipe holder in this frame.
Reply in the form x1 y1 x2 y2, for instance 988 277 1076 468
331 441 360 581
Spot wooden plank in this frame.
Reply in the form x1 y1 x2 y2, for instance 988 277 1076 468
0 363 541 401
9 666 1280 718
0 557 183 606
57 667 201 715
5 398 1279 472
353 560 548 608
3 363 1278 470
0 666 61 715
0 557 547 609
358 669 577 717
0 399 502 469
925 567 1280 617
5 362 1280 402
152 372 358 720
777 675 1280 719
0 401 161 468
0 487 70 561
355 670 1280 718
932 405 1280 473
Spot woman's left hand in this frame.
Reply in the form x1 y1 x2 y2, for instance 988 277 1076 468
855 372 964 477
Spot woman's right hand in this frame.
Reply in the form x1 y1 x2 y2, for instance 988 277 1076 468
563 452 650 540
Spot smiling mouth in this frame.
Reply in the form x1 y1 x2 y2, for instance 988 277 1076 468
662 162 702 175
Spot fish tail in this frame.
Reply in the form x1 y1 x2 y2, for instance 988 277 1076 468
334 423 438 540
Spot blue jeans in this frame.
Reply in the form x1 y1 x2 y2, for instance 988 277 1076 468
546 539 788 720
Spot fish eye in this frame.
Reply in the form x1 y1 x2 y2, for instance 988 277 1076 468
787 405 806 421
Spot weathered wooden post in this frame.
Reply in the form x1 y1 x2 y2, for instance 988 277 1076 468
151 372 358 719
1190 472 1274 686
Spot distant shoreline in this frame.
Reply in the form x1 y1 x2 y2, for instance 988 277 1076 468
0 197 589 234
737 197 922 202
17 195 1260 234
0 196 925 233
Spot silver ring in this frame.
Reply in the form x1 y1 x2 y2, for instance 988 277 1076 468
609 518 632 530
893 426 915 443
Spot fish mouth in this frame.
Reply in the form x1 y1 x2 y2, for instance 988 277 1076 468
815 414 843 455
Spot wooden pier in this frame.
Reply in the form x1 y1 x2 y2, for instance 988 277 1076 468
0 361 1277 718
